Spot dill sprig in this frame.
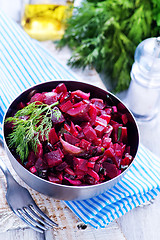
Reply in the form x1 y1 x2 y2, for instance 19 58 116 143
5 101 59 162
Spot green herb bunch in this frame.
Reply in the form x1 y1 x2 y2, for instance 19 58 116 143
5 101 59 161
57 0 160 92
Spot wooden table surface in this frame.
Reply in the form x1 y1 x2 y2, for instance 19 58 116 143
1 41 160 240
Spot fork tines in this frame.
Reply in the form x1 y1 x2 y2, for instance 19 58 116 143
14 204 58 233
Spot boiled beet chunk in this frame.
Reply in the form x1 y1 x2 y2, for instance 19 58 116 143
42 91 58 105
60 136 83 155
83 125 97 142
59 100 73 112
35 157 48 170
102 161 119 179
99 114 111 124
64 133 80 145
88 104 97 125
48 174 62 184
71 90 90 100
70 121 79 137
104 125 113 137
91 98 105 109
26 151 36 169
49 127 59 145
51 107 65 124
67 103 90 122
102 136 112 148
55 83 67 94
44 149 63 168
95 116 108 128
73 157 88 172
95 125 106 138
30 93 44 103
79 139 91 151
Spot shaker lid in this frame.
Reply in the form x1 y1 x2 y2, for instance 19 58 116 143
135 37 160 76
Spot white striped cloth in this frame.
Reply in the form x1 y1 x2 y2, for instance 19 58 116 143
1 12 160 229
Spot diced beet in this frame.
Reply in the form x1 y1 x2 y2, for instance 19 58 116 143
94 163 101 173
56 83 67 94
48 174 62 184
73 94 83 103
112 106 117 113
95 116 108 128
59 100 73 112
91 98 105 109
60 136 83 155
71 90 90 100
87 161 95 168
30 93 44 103
113 155 121 168
79 139 91 151
111 122 123 142
64 123 71 132
73 157 88 172
30 166 37 174
95 125 106 138
56 161 68 171
92 137 102 146
70 121 79 137
121 113 128 125
104 125 113 137
49 127 59 145
44 149 63 168
89 156 99 162
99 114 111 124
26 151 36 169
64 133 80 145
121 153 133 165
65 166 76 176
43 92 58 105
102 137 112 148
88 104 97 125
35 157 48 170
87 169 99 181
66 102 90 121
102 161 119 179
83 125 97 142
17 102 26 110
104 147 115 158
51 107 65 124
119 127 128 143
105 107 112 115
64 177 82 186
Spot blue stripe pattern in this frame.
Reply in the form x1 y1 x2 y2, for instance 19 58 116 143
1 12 160 228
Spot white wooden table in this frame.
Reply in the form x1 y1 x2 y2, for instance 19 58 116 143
1 41 160 240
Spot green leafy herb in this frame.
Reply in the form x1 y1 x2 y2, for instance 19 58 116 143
57 0 159 92
5 101 59 162
117 126 122 141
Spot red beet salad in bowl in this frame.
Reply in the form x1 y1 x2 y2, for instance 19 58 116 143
4 81 139 188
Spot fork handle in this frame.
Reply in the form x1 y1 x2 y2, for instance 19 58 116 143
0 157 17 186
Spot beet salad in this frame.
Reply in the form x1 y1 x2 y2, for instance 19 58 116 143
5 83 133 186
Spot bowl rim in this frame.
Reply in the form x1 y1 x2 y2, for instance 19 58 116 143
3 79 140 190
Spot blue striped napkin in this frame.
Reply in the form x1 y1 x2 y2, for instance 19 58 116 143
1 12 160 229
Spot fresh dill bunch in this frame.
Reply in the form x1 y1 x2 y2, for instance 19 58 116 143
5 101 59 162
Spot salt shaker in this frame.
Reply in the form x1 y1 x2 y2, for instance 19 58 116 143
126 37 160 121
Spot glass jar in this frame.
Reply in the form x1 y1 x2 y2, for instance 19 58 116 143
126 37 160 121
21 0 74 41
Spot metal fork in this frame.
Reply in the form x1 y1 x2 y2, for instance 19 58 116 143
0 157 58 233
